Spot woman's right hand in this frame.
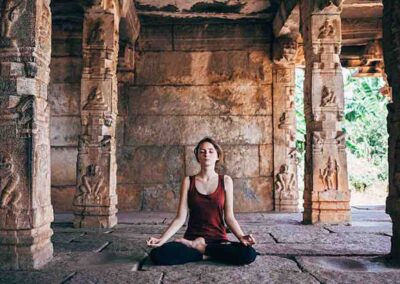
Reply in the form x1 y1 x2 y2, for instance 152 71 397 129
147 237 165 248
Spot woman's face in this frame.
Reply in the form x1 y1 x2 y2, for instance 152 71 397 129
197 142 219 166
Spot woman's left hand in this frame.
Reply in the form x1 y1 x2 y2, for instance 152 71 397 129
239 234 256 246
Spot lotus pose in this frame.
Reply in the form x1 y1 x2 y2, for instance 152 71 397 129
147 137 257 265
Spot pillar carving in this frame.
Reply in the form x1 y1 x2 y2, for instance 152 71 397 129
300 0 350 224
273 35 299 212
73 0 120 228
383 0 400 258
0 0 53 269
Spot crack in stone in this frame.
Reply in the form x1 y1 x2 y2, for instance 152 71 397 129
60 271 77 284
291 256 323 284
94 241 112 253
269 232 279 243
323 227 335 233
158 272 166 284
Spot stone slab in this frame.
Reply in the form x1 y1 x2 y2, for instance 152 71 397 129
233 177 273 212
125 115 272 146
51 186 75 212
137 25 173 51
127 85 272 116
325 222 392 235
297 256 400 284
116 184 143 211
142 183 181 212
51 147 78 186
117 146 184 184
173 23 272 51
48 83 80 116
117 212 175 224
135 51 272 86
49 57 82 83
50 116 80 146
259 144 274 177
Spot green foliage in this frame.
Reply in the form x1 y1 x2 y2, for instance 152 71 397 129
295 68 389 192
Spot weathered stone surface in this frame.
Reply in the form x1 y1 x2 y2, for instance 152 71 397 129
233 177 273 212
51 147 78 186
117 146 185 184
52 38 82 57
297 256 400 283
127 85 272 116
51 186 75 212
325 222 392 235
116 116 125 147
48 83 80 115
50 116 81 146
125 115 272 146
259 144 274 177
68 269 161 284
173 23 272 51
135 51 272 86
116 184 142 211
142 183 181 212
49 57 82 83
137 25 173 51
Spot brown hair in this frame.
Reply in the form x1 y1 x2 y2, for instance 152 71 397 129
194 137 224 164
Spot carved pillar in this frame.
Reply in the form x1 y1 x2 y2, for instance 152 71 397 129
272 35 299 212
73 1 120 228
383 0 400 258
0 0 53 269
300 0 350 224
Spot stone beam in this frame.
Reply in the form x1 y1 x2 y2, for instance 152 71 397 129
272 35 299 212
300 0 351 224
382 0 400 259
0 0 54 269
73 0 120 228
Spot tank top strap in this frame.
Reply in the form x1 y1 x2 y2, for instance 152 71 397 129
220 174 225 190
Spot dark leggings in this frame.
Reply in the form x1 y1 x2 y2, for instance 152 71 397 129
149 241 257 266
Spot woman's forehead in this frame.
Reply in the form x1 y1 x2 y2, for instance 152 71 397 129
199 142 216 149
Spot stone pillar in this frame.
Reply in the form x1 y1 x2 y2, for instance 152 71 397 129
73 1 120 228
272 35 299 212
383 0 400 258
300 0 351 224
0 0 53 269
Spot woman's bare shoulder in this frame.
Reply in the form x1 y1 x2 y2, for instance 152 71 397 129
223 175 233 189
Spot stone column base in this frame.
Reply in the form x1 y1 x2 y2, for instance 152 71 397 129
275 198 299 212
0 224 53 270
303 190 351 224
73 205 118 228
386 197 400 258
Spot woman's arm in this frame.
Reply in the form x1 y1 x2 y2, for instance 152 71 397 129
147 176 190 247
223 175 256 246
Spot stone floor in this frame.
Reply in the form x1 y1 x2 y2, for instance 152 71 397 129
2 206 400 284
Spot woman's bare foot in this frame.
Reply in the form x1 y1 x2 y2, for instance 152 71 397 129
176 237 206 254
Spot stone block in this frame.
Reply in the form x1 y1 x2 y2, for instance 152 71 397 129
52 38 82 57
116 116 125 147
49 57 82 83
260 144 273 177
117 146 185 184
48 83 80 115
174 23 272 51
142 183 180 212
51 186 75 212
51 147 77 186
135 51 272 86
222 145 260 178
127 85 272 116
118 84 129 117
185 145 200 176
116 184 142 211
233 177 273 212
137 25 173 51
125 115 272 146
50 116 81 146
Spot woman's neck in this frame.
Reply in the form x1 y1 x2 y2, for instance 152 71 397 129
198 166 218 180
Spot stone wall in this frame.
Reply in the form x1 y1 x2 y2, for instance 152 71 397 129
117 18 274 212
49 13 83 212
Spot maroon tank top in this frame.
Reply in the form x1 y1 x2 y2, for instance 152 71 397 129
184 175 229 242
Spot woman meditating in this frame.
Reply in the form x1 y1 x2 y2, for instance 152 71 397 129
147 137 257 265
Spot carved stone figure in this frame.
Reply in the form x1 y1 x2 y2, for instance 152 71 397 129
275 36 298 64
87 20 105 45
278 112 288 128
77 164 104 201
319 156 339 190
83 87 108 111
318 19 336 39
313 132 323 149
321 86 336 106
0 0 25 39
0 153 21 209
276 164 296 193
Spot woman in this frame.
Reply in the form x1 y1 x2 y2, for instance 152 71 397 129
147 137 257 265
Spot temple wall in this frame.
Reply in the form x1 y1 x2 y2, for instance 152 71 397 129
49 17 83 212
49 18 275 212
117 20 274 212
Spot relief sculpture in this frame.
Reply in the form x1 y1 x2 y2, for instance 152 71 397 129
276 164 296 193
319 156 339 190
318 19 336 39
320 86 336 106
0 0 25 46
0 153 21 209
76 164 105 202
